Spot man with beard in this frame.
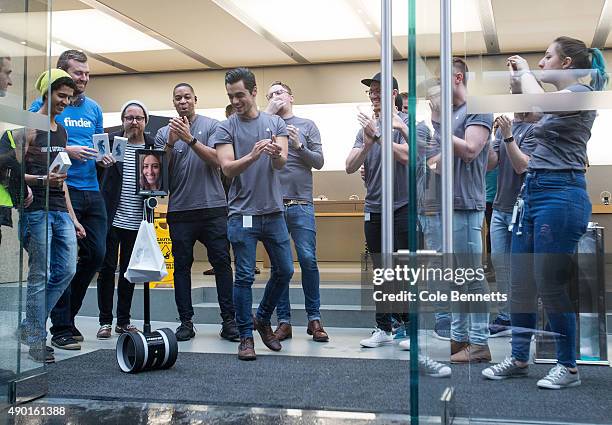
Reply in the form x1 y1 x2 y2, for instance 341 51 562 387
96 100 154 339
29 50 111 350
156 83 237 342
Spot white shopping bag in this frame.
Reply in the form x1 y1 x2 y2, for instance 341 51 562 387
125 220 168 283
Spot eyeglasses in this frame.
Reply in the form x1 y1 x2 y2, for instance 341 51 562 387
123 116 145 123
366 89 381 97
266 89 288 100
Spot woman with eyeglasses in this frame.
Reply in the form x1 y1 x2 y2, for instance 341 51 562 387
482 36 608 389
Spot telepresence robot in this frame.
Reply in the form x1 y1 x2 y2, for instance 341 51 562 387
115 147 178 373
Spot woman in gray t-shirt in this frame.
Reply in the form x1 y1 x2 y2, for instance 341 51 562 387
482 36 608 390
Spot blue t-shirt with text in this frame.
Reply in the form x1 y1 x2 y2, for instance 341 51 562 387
29 96 104 191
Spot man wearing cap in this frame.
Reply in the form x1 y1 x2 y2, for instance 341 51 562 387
29 50 111 350
346 72 429 348
1 69 85 362
156 83 238 343
264 80 329 343
96 100 154 339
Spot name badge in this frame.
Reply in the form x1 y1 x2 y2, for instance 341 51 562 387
243 215 253 228
364 212 371 222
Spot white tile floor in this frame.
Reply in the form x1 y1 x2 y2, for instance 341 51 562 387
44 316 520 364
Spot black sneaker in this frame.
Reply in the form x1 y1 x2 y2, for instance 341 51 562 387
489 317 512 337
175 320 196 341
70 325 84 342
29 346 55 363
51 335 81 350
220 319 240 342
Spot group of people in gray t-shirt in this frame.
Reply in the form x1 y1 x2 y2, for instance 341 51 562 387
154 69 329 361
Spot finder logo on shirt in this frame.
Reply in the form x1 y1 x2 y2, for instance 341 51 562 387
63 117 92 128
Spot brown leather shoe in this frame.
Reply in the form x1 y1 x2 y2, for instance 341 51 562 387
307 320 329 342
273 323 292 341
238 337 256 361
253 315 282 351
451 339 469 355
450 343 492 364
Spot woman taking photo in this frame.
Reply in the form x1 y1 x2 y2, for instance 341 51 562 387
482 36 607 389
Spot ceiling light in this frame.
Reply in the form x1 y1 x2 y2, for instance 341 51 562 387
51 9 171 54
226 0 371 42
361 0 482 35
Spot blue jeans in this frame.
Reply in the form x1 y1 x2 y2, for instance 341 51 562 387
20 210 77 345
451 210 490 345
50 189 106 337
227 212 294 338
511 171 590 368
418 213 450 322
490 209 513 322
276 203 321 323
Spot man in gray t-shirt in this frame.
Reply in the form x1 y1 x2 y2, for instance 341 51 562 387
214 67 294 361
155 83 237 343
430 58 493 363
263 80 329 343
345 72 425 349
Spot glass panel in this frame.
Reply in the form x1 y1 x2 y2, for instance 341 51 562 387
0 0 51 406
415 0 612 423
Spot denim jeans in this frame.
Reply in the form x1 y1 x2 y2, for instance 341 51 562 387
170 215 234 323
20 210 77 345
276 203 321 323
97 226 138 326
228 212 294 338
451 210 490 345
418 213 451 322
510 171 590 368
364 205 410 332
50 189 106 337
490 209 513 322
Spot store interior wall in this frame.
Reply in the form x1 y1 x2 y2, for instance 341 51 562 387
81 54 611 207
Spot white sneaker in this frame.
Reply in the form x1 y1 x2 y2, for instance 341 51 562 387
360 328 393 348
419 355 451 378
536 364 581 389
398 339 410 350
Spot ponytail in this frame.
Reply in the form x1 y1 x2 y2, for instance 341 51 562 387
589 47 608 91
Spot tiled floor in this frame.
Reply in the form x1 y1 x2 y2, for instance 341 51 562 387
43 315 520 364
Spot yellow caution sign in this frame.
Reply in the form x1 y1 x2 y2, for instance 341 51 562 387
150 218 174 288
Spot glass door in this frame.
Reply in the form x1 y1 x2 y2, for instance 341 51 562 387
0 0 52 406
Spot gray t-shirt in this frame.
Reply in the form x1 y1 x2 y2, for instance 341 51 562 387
278 115 324 202
353 112 430 213
417 122 440 214
528 84 596 171
431 104 493 211
155 115 227 213
492 122 537 213
213 112 288 216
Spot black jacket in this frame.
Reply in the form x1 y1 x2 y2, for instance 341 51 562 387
99 130 155 229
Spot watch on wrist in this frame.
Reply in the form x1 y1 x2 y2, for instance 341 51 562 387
503 136 514 144
188 137 197 147
36 175 45 187
296 143 304 151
